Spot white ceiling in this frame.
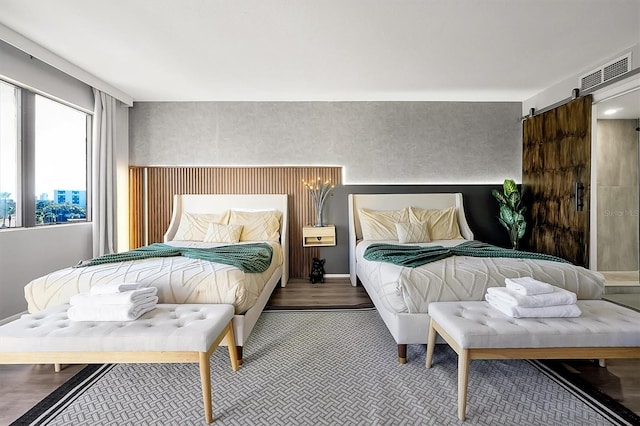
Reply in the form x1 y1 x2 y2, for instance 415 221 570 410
596 88 640 119
0 0 639 103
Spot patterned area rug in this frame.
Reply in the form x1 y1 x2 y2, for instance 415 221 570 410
12 310 634 425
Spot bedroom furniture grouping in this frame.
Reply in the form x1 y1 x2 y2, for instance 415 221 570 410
0 304 239 424
348 193 606 364
24 193 289 365
425 300 640 421
128 165 343 280
302 224 336 247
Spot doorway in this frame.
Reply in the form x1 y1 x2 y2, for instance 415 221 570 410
593 87 640 285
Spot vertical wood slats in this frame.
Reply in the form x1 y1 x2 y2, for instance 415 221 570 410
522 96 592 266
129 166 342 279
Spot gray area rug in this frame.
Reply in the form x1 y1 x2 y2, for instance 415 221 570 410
33 309 618 425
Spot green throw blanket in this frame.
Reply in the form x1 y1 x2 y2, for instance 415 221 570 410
363 240 570 268
75 243 273 273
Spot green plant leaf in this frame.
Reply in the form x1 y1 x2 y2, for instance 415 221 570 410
491 189 507 205
517 222 526 239
508 191 521 210
503 179 517 197
498 217 509 231
499 205 515 225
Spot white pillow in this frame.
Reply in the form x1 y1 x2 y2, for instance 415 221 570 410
359 208 409 241
395 221 430 244
203 223 243 243
173 211 229 241
409 206 462 240
228 209 282 241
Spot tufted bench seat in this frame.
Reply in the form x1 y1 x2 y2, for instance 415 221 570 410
0 304 239 423
425 300 640 421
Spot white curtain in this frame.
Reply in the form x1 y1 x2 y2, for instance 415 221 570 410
92 88 117 256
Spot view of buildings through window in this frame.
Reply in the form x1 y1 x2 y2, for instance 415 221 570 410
0 80 89 228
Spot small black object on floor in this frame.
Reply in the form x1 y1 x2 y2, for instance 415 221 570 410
309 257 325 284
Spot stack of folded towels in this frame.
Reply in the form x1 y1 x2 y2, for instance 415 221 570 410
68 283 158 322
485 276 581 318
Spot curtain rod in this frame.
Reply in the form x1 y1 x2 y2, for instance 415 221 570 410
521 67 640 121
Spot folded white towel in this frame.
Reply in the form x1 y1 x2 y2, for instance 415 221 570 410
486 294 581 318
70 287 158 306
505 277 554 296
486 286 577 308
68 297 158 322
90 282 144 294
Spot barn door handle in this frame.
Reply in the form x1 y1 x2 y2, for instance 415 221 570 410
574 182 585 211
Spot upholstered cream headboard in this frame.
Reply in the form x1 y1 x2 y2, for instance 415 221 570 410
164 193 289 286
348 193 473 286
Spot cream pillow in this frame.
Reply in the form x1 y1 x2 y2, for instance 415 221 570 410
395 221 430 244
409 206 462 240
359 207 409 241
173 211 229 241
203 223 243 243
229 209 282 241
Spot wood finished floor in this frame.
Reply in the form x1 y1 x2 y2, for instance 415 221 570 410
266 277 374 310
0 279 638 425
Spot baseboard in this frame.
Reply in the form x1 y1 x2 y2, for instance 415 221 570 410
324 274 350 278
0 310 26 325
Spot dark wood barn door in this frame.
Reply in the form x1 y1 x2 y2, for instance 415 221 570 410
522 95 592 266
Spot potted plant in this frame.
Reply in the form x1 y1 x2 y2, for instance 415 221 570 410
491 179 526 250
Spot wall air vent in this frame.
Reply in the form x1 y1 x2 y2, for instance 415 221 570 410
579 52 632 91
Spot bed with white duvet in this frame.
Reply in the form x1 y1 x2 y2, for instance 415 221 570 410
24 194 289 363
348 193 605 363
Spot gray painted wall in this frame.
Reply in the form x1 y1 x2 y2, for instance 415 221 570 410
129 101 523 275
130 101 522 184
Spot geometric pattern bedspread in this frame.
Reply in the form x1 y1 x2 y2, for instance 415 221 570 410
356 240 605 314
24 241 283 314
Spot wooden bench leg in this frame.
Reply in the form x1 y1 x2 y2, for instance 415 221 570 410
425 319 437 369
599 358 606 367
54 363 61 372
199 352 213 423
458 349 470 421
199 321 238 424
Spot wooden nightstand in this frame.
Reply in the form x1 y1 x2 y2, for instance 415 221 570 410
302 225 336 247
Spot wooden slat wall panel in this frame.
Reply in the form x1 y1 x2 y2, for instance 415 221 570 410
128 167 145 249
129 166 342 279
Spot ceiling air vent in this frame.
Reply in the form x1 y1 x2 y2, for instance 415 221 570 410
579 53 632 91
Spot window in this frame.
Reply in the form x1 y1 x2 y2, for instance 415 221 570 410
35 95 89 225
0 80 91 228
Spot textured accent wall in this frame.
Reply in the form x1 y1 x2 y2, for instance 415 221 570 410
596 119 639 271
129 101 522 184
129 166 342 280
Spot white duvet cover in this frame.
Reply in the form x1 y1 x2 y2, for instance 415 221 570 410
356 239 605 314
24 241 283 314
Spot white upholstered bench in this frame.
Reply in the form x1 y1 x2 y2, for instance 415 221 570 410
425 300 640 421
0 303 239 423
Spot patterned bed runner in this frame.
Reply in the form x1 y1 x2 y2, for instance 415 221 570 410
75 243 273 273
363 240 569 268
